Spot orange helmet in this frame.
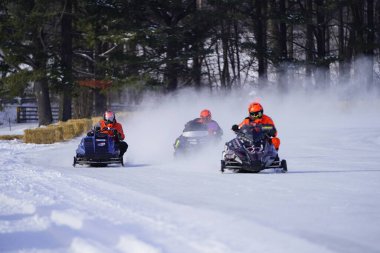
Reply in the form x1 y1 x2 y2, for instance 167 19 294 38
200 109 212 121
248 102 263 119
104 110 116 123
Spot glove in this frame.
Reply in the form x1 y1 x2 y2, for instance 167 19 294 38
232 124 239 131
113 129 119 137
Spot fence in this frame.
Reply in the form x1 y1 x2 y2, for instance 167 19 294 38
16 106 59 123
16 105 137 123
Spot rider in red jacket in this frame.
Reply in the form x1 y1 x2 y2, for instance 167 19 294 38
235 102 280 150
97 111 128 158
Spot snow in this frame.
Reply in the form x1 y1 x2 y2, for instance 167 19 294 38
1 89 380 253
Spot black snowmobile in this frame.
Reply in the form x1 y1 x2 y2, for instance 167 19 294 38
174 120 222 157
73 127 124 167
221 124 287 173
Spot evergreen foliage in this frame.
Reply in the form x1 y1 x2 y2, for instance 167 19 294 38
1 0 379 121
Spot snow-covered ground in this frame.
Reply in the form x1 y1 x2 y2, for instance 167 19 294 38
1 89 380 253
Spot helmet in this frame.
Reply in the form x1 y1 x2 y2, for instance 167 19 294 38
200 109 212 121
104 110 116 123
248 102 263 119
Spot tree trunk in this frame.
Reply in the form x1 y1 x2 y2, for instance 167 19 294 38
366 0 374 89
221 20 231 89
305 0 314 78
59 0 73 121
192 35 202 89
166 30 179 91
279 0 288 59
233 19 241 87
375 0 380 90
338 5 347 82
254 0 267 85
351 0 365 56
94 89 106 115
279 0 288 92
73 87 93 118
34 78 52 126
315 0 329 88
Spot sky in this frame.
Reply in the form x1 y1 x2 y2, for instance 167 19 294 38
1 81 380 253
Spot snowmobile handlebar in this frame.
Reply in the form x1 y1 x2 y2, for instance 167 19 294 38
88 126 120 139
234 124 276 143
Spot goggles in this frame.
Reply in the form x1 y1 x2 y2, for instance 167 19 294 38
250 111 262 119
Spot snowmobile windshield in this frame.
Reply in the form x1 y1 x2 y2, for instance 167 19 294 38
182 120 209 137
238 125 266 143
183 120 208 132
182 131 209 138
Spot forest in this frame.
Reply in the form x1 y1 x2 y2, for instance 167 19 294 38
0 0 379 125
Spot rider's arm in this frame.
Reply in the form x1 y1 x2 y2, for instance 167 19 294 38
261 115 277 137
238 117 250 128
115 123 125 140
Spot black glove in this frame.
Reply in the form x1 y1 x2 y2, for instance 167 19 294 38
232 124 239 131
113 129 119 137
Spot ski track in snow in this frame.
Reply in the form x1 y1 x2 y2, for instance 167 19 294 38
1 99 380 252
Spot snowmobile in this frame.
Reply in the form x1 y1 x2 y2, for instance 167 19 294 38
221 124 287 173
73 126 124 167
174 120 222 157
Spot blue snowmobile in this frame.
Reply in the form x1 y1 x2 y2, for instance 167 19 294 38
73 126 124 167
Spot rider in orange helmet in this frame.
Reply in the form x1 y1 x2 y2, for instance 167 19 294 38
96 110 128 158
174 109 223 150
192 109 223 136
233 102 280 150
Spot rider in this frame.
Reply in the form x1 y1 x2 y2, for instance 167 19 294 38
174 109 223 151
186 109 223 137
232 102 280 150
96 110 128 158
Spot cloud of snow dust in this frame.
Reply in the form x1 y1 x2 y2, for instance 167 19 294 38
119 59 380 167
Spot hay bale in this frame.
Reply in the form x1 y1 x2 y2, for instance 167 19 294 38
56 121 77 140
21 115 127 144
24 128 56 144
92 116 102 126
62 123 76 140
46 124 64 142
67 119 93 136
0 135 23 140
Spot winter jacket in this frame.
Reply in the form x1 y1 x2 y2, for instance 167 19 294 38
98 119 125 140
187 118 223 136
239 114 277 136
238 114 280 149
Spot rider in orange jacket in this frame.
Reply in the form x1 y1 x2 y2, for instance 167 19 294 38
234 102 280 150
97 111 128 158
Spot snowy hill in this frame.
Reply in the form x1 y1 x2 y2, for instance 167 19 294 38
1 90 380 253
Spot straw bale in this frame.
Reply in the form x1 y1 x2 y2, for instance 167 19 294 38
92 117 102 126
0 135 23 140
62 123 76 140
23 128 56 144
46 124 64 142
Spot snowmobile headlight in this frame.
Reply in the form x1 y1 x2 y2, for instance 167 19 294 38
224 150 236 159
